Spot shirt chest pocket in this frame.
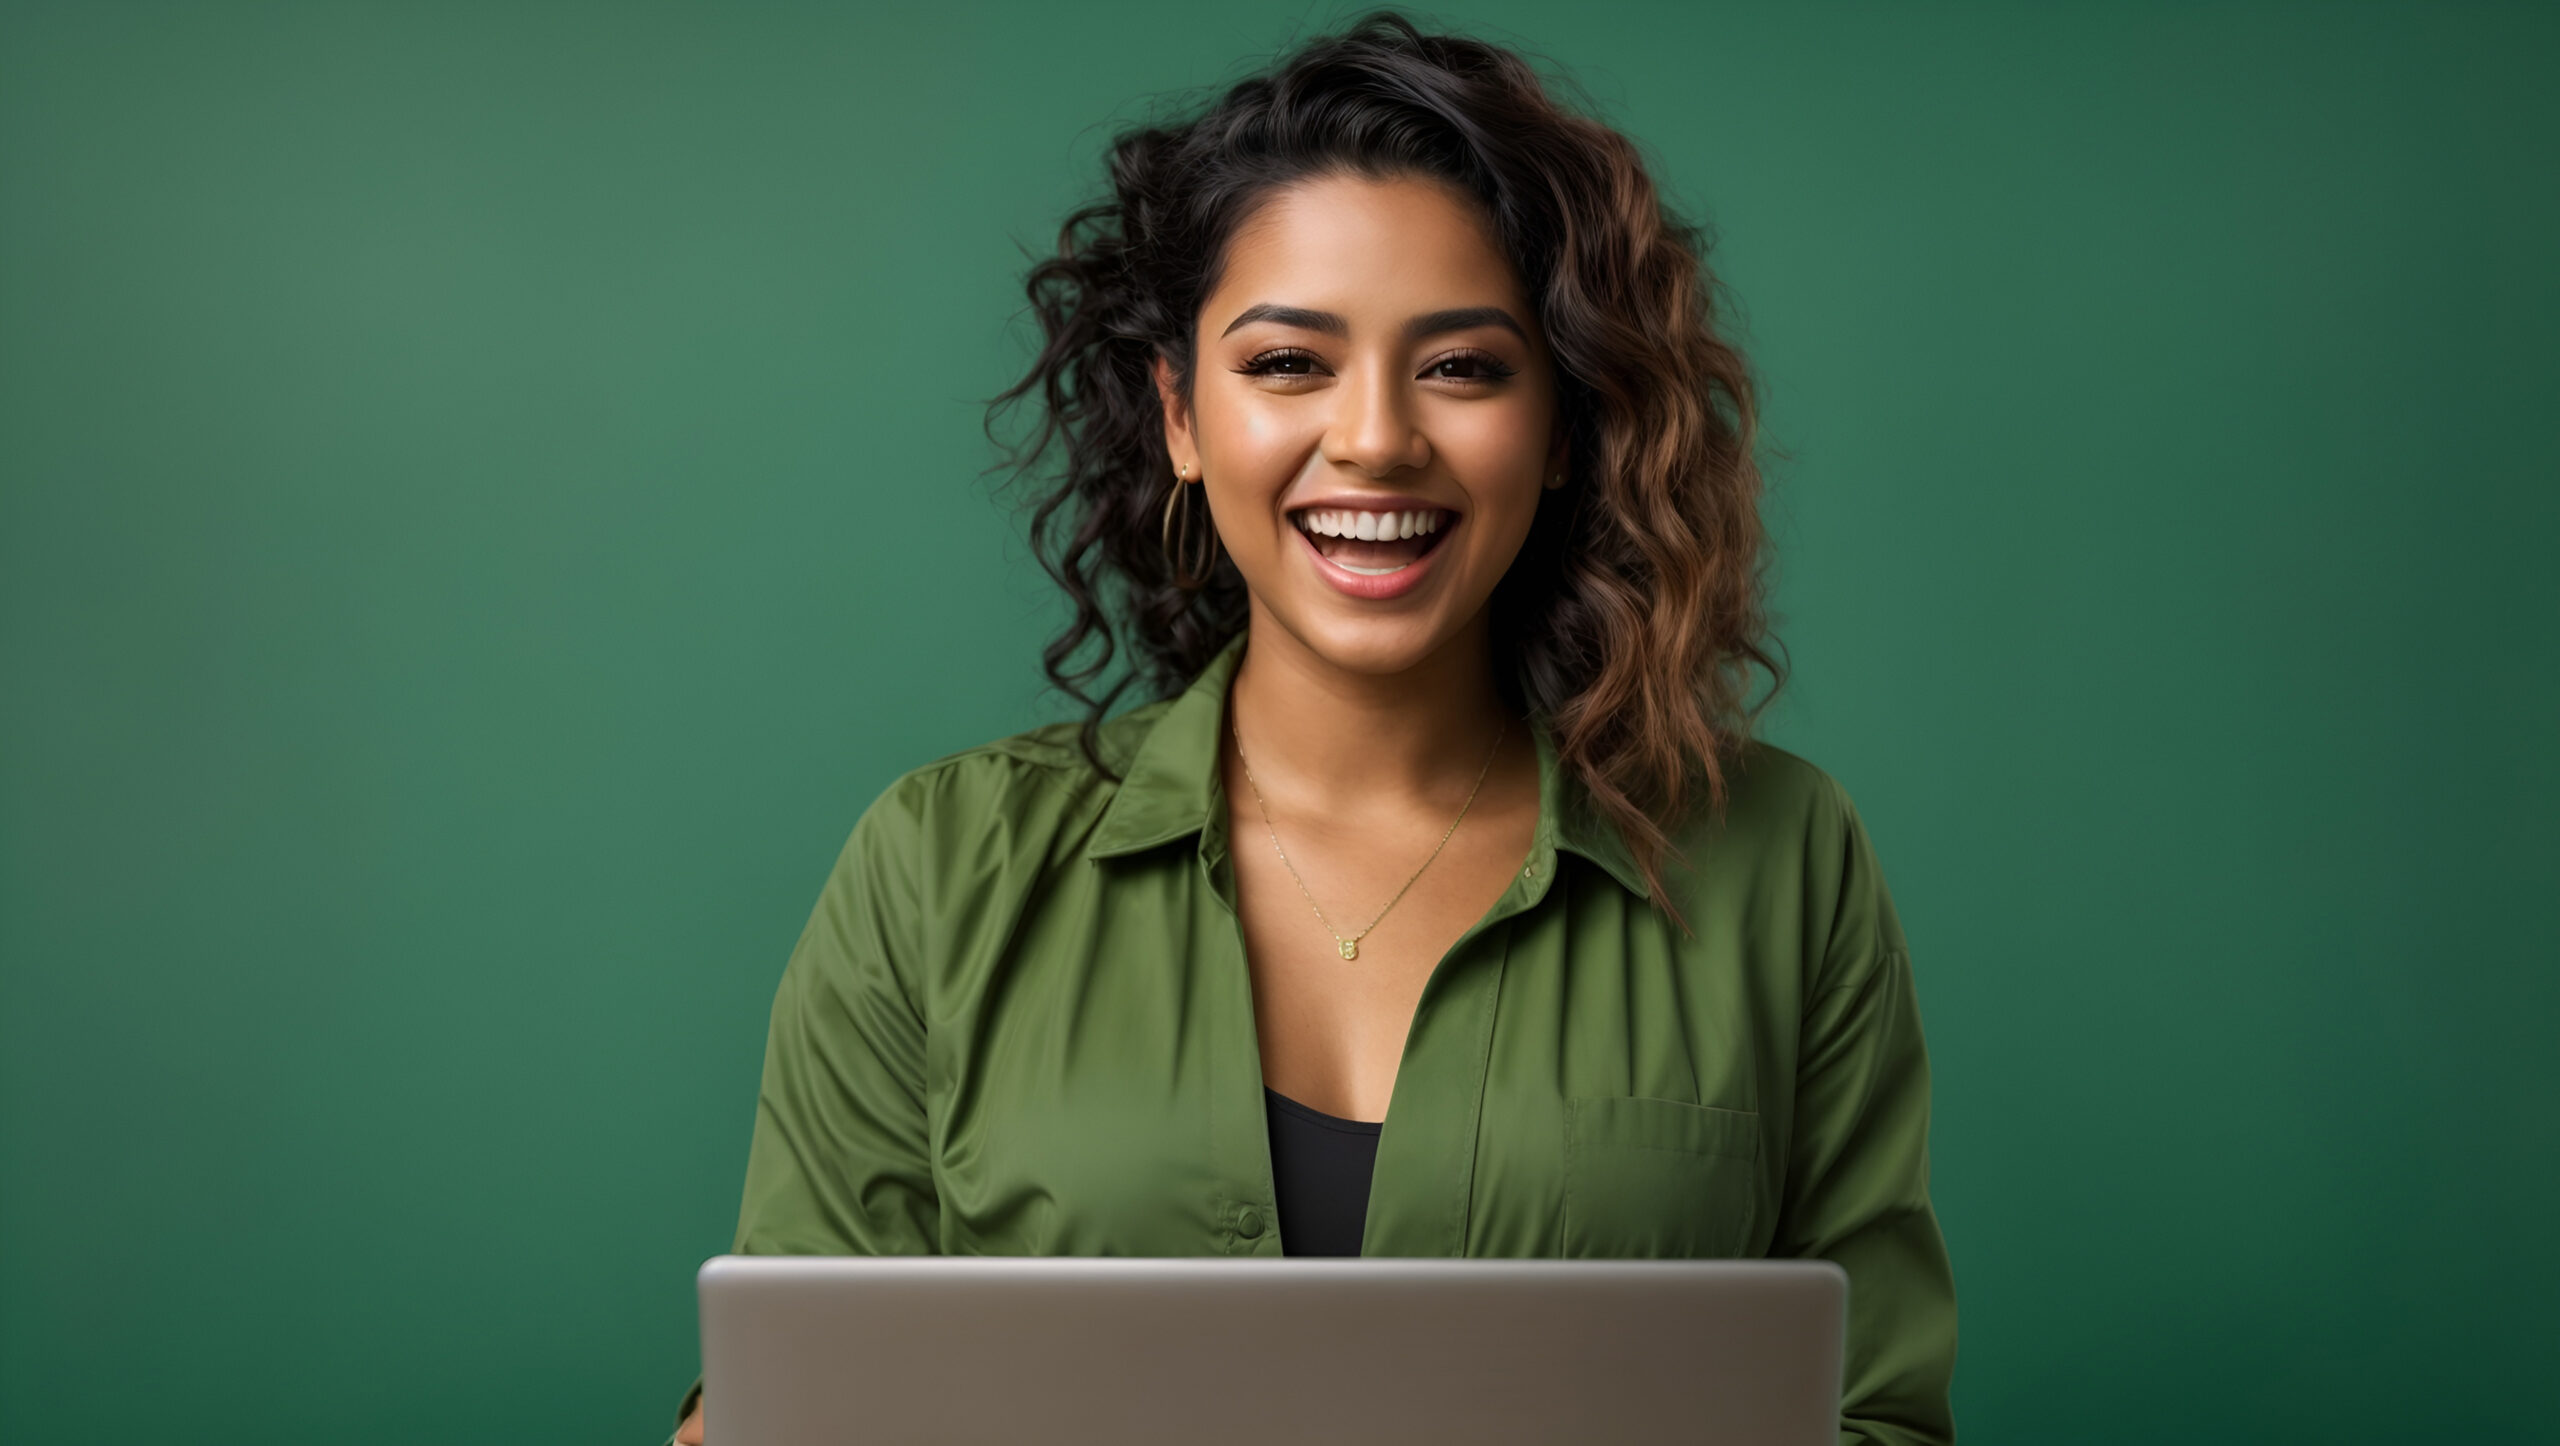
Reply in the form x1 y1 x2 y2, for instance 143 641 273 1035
1561 1095 1762 1260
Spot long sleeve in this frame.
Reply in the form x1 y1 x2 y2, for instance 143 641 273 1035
671 780 942 1437
1773 777 1960 1445
731 778 939 1257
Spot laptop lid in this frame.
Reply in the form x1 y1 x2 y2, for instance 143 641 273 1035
698 1254 1845 1445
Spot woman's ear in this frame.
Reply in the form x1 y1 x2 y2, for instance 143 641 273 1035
1152 352 1195 474
1544 436 1571 489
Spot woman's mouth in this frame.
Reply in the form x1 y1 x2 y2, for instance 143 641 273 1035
1288 504 1457 600
1290 505 1453 572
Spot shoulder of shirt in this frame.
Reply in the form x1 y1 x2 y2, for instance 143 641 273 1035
855 695 1178 824
1696 734 1907 985
1678 733 1855 849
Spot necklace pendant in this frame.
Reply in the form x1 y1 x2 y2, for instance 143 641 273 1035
1339 939 1358 960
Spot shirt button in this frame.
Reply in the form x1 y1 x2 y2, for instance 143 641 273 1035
1236 1207 1266 1240
1523 859 1541 879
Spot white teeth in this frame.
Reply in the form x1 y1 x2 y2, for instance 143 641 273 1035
1292 507 1451 541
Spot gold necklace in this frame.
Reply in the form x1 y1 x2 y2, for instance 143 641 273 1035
1229 708 1508 960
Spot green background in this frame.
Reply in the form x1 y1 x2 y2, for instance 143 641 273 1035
3 2 2552 1441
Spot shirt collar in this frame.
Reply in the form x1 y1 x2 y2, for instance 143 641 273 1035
1082 631 1652 902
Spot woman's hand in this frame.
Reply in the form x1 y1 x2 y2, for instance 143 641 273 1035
674 1399 705 1445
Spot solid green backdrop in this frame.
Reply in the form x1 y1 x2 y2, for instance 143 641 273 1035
2 2 2552 1442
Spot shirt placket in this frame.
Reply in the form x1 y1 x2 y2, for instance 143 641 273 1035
1357 813 1562 1258
1193 778 1288 1256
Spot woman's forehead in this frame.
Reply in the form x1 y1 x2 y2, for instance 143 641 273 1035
1211 173 1524 320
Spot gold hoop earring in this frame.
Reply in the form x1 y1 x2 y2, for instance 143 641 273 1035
1160 465 1217 591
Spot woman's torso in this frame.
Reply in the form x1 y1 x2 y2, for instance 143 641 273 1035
731 632 1898 1263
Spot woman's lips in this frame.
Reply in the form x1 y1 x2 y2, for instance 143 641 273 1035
1292 515 1455 601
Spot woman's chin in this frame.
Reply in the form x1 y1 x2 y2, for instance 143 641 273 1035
1261 596 1485 681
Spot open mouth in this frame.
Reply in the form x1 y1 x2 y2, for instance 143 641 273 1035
1287 505 1456 576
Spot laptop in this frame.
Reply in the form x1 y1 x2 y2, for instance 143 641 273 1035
696 1254 1846 1444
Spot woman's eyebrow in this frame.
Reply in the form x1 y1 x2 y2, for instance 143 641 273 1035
1219 303 1528 344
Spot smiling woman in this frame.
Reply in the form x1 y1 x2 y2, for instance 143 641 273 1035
669 10 1956 1446
1164 172 1566 625
1006 38 1786 917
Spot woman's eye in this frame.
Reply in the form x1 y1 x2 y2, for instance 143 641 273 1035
1235 348 1515 382
1427 350 1517 382
1239 348 1322 377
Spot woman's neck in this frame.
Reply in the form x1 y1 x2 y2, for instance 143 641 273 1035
1223 606 1521 815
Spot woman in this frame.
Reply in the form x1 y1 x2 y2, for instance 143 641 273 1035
672 11 1956 1443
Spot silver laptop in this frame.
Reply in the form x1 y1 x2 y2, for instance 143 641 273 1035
697 1254 1845 1444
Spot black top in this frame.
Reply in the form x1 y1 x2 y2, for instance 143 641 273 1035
1262 1087 1383 1256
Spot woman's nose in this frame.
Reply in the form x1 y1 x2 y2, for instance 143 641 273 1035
1322 358 1432 478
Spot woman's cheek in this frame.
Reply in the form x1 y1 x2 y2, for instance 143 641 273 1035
1232 398 1301 453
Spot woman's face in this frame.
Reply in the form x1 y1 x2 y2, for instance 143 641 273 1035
1156 170 1566 678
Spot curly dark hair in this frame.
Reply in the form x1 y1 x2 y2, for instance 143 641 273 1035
982 8 1786 919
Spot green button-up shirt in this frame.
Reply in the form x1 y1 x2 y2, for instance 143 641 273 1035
697 631 1957 1444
